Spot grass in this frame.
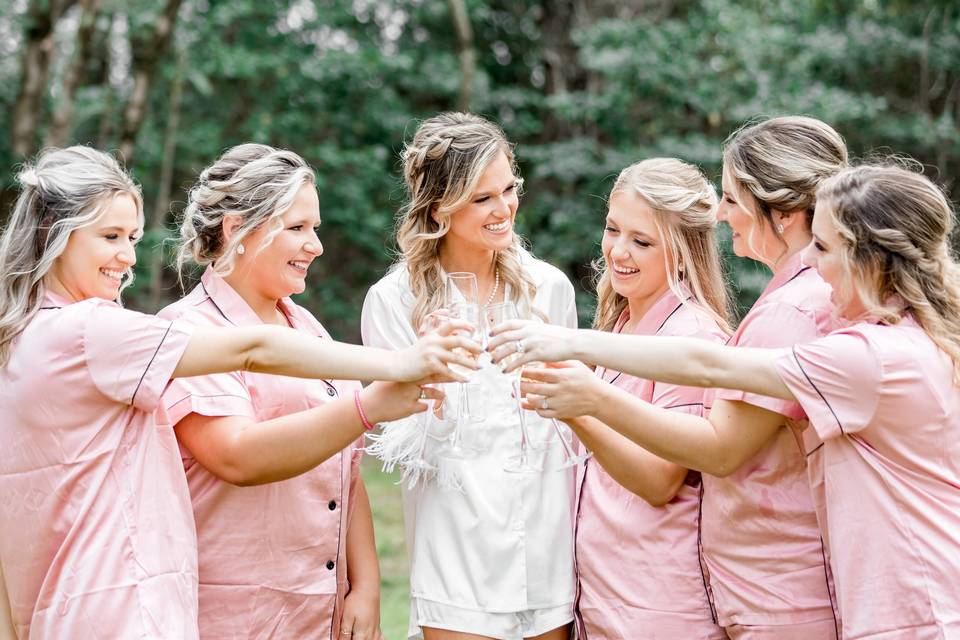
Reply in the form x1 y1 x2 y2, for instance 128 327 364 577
362 457 410 640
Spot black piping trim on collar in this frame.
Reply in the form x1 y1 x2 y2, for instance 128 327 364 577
603 300 685 386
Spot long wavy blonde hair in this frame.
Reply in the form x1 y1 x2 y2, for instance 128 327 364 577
395 112 537 331
593 158 732 334
724 116 848 263
818 162 960 381
0 146 142 367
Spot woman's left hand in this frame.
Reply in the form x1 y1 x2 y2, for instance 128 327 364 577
486 320 580 371
519 361 605 420
340 588 384 640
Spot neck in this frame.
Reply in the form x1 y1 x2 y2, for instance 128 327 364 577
764 231 812 272
625 283 671 329
437 241 498 298
222 265 284 325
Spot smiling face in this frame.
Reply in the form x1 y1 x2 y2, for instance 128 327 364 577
803 199 866 319
440 150 519 256
233 183 323 300
47 193 141 302
718 164 780 263
602 189 671 313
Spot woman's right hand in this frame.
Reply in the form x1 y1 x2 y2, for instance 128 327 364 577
361 381 445 424
395 319 481 383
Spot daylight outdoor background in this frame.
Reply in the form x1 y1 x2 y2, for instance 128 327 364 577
2 1 958 637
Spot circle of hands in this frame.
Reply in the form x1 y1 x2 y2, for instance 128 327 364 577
416 312 607 422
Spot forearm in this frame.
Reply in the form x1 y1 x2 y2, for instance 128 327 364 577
587 383 731 477
210 396 372 486
567 413 687 506
176 325 403 382
345 482 381 595
570 332 793 400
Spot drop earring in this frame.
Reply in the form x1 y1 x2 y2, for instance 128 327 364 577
236 243 245 255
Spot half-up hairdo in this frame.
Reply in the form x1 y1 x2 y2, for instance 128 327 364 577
175 143 315 282
818 162 960 381
593 158 732 335
0 146 142 367
395 112 537 331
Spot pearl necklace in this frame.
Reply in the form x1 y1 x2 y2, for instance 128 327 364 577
484 269 500 306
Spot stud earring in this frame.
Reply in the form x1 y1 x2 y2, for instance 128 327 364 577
777 223 784 234
236 243 245 255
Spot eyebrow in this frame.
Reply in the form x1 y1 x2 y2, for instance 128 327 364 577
812 233 827 247
473 177 517 199
605 216 655 240
98 226 138 234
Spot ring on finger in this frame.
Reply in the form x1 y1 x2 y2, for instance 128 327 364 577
541 398 549 410
340 630 352 636
419 387 428 400
516 339 526 354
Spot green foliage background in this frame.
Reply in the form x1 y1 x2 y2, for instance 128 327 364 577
3 2 959 637
2 0 958 337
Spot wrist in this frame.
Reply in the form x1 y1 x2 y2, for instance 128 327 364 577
354 389 377 431
347 582 380 599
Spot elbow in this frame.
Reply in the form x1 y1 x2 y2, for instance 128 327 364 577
702 453 739 478
627 477 684 508
203 441 264 487
239 326 272 374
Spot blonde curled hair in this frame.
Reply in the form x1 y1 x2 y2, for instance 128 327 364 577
175 143 315 281
0 146 142 368
724 116 848 261
593 158 732 335
395 112 537 331
817 162 960 381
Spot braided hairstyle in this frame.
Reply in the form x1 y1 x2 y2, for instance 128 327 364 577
818 162 960 381
0 146 142 367
175 143 315 281
395 112 537 331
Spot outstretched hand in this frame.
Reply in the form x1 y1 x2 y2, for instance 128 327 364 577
486 320 579 371
518 360 603 420
396 319 482 383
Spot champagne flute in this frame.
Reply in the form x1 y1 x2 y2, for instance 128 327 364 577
523 362 591 471
440 273 482 459
485 301 541 473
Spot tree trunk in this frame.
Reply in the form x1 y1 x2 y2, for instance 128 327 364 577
447 0 475 112
45 0 102 148
117 0 184 164
146 48 186 311
11 0 77 158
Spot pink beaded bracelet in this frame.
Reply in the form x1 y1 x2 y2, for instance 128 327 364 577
354 390 375 431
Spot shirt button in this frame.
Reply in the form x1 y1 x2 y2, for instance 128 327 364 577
326 387 337 397
328 500 337 511
326 560 335 570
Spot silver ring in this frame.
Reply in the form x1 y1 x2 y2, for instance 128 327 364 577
341 631 352 636
419 388 428 400
516 339 525 354
541 398 549 411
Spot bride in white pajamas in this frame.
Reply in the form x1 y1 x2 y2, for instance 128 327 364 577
361 112 578 640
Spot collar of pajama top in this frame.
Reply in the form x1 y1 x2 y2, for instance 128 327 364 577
0 291 198 640
700 251 841 629
774 315 960 639
158 267 363 640
574 287 728 640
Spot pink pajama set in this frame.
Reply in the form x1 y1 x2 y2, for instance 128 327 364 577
160 269 363 640
775 316 960 639
705 253 841 639
575 289 729 640
0 293 198 639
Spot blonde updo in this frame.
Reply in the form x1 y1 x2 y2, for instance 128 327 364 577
175 143 315 279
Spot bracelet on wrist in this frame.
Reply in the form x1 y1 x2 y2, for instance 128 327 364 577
354 390 376 431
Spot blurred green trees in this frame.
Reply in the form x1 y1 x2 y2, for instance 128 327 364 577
2 0 958 336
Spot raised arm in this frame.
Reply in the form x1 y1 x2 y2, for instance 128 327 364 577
173 321 478 383
489 322 793 401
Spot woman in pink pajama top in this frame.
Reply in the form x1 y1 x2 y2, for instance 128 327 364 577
0 146 476 640
492 163 960 640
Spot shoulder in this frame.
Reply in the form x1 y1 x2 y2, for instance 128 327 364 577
668 302 728 344
520 247 573 290
363 263 416 316
157 284 220 325
286 298 332 338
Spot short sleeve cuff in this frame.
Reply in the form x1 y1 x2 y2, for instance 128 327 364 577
713 386 807 422
774 347 845 441
131 320 194 412
163 389 256 427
